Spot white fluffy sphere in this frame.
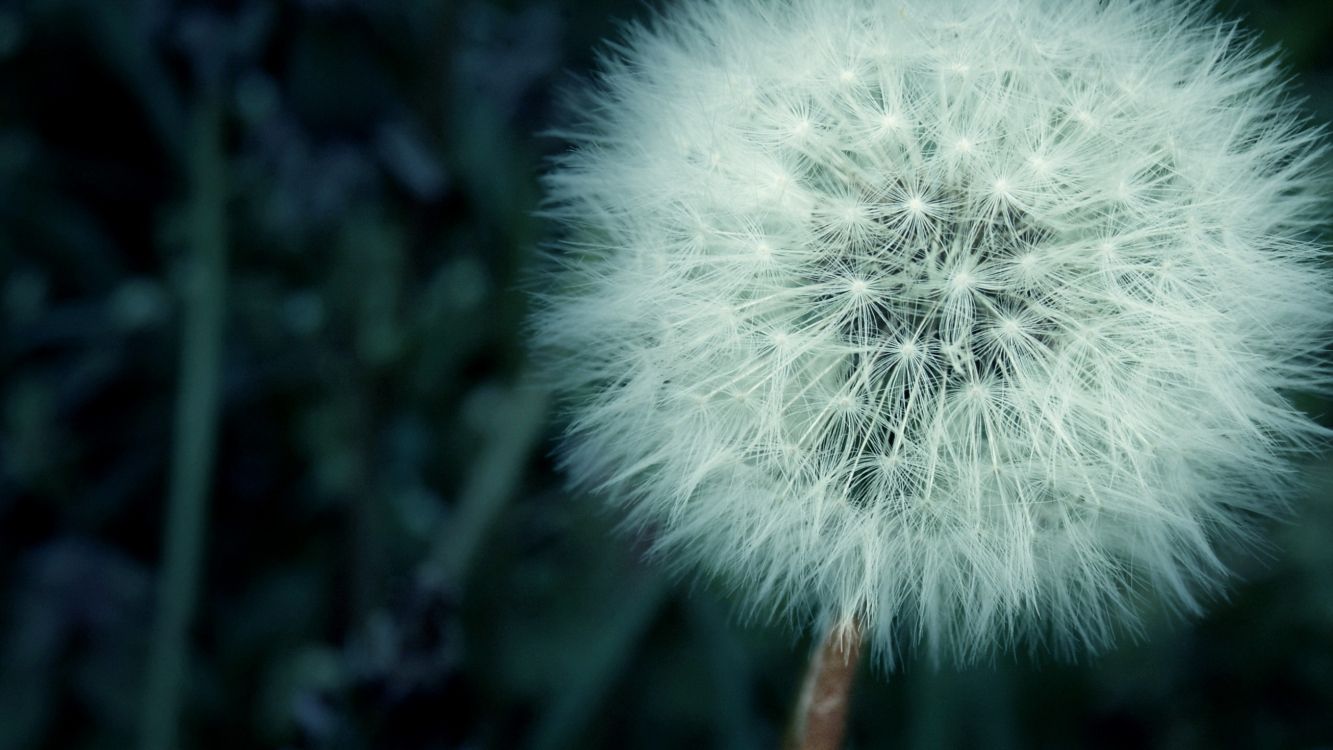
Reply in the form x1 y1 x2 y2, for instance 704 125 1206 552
534 0 1330 662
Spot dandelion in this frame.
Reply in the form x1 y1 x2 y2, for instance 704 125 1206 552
535 0 1329 687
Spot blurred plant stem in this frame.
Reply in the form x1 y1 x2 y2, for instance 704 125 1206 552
687 597 762 750
530 573 667 750
138 91 227 750
907 662 954 750
426 381 547 585
80 6 185 158
786 617 863 750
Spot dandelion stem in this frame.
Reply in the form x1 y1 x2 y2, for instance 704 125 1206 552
787 617 863 750
138 91 227 750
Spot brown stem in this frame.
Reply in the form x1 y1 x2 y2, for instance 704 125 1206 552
786 617 864 750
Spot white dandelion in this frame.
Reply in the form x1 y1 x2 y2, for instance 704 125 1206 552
534 0 1331 667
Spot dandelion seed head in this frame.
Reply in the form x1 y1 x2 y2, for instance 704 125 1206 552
534 0 1332 665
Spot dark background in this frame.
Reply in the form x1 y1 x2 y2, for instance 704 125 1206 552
1 1 1332 748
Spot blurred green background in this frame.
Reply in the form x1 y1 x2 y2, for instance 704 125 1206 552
1 1 1331 748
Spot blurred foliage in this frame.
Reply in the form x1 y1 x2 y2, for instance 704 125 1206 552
0 1 1331 749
